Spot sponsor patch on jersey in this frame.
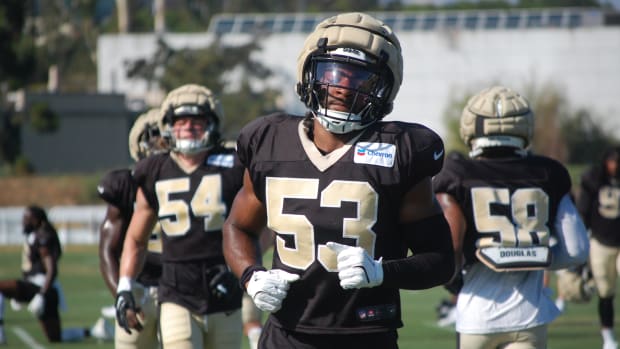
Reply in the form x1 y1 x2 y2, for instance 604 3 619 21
206 154 234 168
354 142 396 168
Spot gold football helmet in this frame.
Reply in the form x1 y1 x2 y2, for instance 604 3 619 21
128 108 166 162
296 12 403 134
160 84 223 154
460 85 534 158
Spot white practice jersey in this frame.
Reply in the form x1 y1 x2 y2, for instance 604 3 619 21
456 264 560 334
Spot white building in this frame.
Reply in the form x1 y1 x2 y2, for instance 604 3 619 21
98 8 620 139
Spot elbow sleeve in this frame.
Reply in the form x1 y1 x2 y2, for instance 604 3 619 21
382 214 455 290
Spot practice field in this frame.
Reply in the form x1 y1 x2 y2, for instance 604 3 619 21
0 245 613 348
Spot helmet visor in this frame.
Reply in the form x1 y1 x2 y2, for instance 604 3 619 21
315 61 380 94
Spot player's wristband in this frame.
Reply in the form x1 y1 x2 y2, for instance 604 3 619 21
239 265 267 292
117 276 134 293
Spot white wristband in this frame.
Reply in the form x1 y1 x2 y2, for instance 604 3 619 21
117 276 134 293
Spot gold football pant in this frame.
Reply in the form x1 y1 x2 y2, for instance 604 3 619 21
159 302 242 349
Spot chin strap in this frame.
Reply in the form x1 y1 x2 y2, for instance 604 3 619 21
313 105 375 134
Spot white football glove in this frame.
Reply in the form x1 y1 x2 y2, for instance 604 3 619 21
326 242 383 289
246 269 300 313
27 293 45 317
10 299 25 311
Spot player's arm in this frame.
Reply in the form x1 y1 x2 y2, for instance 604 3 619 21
223 170 299 313
26 244 57 317
549 193 590 270
223 170 267 286
328 177 455 291
436 192 466 278
99 204 124 297
38 245 57 295
576 174 594 229
382 177 455 289
119 187 156 281
116 187 156 333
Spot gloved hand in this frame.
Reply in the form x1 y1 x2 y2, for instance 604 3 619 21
115 277 143 334
326 242 383 289
115 291 142 334
10 298 25 311
208 265 242 304
27 293 45 317
246 269 300 313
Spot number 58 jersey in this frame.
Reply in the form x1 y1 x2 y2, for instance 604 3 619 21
237 113 445 334
433 152 572 269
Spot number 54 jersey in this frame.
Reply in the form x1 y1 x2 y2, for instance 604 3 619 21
133 147 244 314
236 113 445 334
134 149 244 262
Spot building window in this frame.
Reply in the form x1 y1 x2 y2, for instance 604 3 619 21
485 15 499 29
465 16 478 30
215 19 234 34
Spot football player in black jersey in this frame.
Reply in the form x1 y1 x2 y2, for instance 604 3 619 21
577 146 620 349
0 206 95 343
433 86 589 349
222 12 455 349
98 108 167 349
116 84 245 349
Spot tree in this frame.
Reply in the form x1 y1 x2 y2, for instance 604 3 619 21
127 37 282 139
441 83 618 164
0 1 36 173
561 109 617 164
0 0 37 89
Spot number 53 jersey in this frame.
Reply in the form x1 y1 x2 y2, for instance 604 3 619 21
236 113 445 334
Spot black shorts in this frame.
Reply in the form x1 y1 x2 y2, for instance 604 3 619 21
15 280 59 320
259 318 399 349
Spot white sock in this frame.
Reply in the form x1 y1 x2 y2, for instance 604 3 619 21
602 328 616 342
247 327 262 349
61 327 86 342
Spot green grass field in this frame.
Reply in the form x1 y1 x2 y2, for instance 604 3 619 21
0 245 614 348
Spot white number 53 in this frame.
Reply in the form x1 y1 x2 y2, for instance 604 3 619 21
266 177 378 272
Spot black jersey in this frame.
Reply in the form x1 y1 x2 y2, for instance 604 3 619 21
98 169 136 236
237 113 444 334
578 166 620 246
22 227 62 281
133 147 244 314
433 153 572 268
98 169 162 286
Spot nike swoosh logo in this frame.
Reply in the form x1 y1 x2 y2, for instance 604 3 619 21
433 149 444 161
